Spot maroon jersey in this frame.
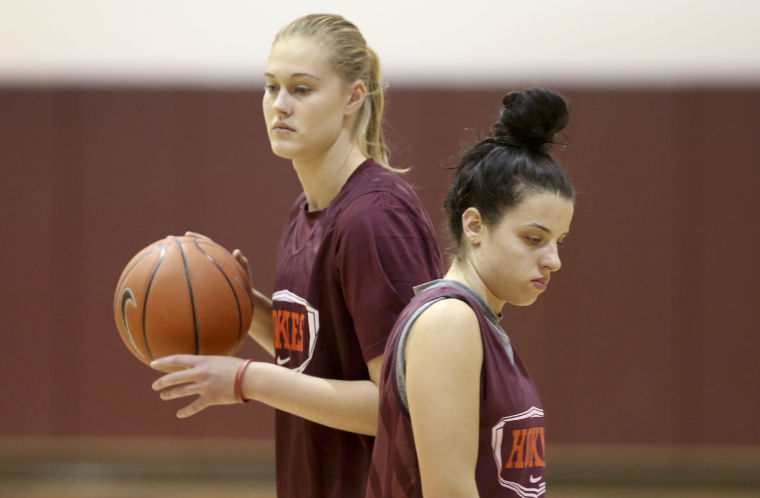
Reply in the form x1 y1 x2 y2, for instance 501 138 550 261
367 280 546 498
271 159 442 498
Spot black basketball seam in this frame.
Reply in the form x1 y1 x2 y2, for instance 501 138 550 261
195 240 254 309
237 275 254 309
175 237 200 355
192 239 246 348
116 245 159 293
142 244 167 361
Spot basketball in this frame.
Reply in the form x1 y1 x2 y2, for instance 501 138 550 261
113 235 253 365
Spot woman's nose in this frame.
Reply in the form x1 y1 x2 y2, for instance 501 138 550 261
541 244 562 272
272 91 292 115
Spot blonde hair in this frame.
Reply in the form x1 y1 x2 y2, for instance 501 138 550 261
274 14 404 172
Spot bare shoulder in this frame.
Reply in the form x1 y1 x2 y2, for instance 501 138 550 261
406 298 482 361
414 297 478 333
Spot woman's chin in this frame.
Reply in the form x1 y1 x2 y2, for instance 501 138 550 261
269 146 294 160
510 293 540 307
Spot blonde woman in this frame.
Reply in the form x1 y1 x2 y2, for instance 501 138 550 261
151 14 442 497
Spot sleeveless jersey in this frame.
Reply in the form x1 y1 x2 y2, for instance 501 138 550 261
271 159 442 498
367 280 546 498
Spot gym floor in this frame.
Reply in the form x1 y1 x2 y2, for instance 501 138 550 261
1 438 758 498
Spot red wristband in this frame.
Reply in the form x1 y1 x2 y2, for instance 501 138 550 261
234 359 253 403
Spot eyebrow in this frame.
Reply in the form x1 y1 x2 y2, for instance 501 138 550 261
524 222 570 238
524 222 552 234
264 72 321 80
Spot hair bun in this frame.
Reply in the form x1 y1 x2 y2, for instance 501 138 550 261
492 88 568 153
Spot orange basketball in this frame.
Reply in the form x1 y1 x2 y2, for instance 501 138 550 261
113 235 253 365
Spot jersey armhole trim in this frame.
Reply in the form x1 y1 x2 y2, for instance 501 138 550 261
393 296 447 416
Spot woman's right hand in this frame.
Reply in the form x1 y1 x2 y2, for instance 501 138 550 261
232 248 253 288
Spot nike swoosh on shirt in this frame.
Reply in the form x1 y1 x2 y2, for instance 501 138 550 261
276 356 291 366
529 475 542 484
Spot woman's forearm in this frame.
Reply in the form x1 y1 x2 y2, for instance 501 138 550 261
243 362 379 435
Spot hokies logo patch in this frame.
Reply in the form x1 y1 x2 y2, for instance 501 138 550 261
491 406 546 497
271 290 319 372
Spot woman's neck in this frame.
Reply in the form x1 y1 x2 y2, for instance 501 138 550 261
292 142 368 212
445 258 504 315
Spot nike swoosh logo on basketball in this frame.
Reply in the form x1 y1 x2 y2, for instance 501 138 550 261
119 287 146 361
276 356 291 365
529 475 542 484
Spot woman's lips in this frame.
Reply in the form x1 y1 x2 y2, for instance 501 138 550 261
531 278 548 291
273 122 295 134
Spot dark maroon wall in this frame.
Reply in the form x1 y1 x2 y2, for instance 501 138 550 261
1 86 758 445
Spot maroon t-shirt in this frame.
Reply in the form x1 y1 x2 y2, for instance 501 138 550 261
271 159 442 498
367 280 546 498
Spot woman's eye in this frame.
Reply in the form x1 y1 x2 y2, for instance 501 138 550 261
527 236 542 245
264 84 278 93
294 86 312 95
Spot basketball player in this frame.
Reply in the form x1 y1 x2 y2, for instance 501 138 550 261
150 14 442 497
366 89 575 497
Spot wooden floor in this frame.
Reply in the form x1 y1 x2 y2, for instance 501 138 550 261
1 438 759 497
0 482 276 498
2 480 759 498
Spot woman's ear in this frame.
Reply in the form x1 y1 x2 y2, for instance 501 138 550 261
461 207 484 247
345 79 367 116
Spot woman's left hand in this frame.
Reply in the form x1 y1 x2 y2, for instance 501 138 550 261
150 355 248 418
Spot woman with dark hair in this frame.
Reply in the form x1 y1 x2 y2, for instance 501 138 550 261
367 89 575 497
150 14 442 497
